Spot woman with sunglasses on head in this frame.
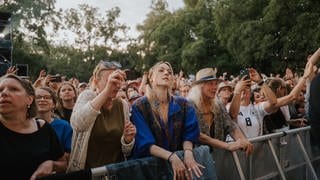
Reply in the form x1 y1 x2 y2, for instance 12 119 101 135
67 60 136 172
131 61 204 179
35 87 73 158
0 74 67 180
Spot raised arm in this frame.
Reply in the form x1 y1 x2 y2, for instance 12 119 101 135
274 61 314 108
229 77 251 120
249 68 278 113
308 48 320 65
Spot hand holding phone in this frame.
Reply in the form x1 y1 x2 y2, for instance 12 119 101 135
239 69 250 80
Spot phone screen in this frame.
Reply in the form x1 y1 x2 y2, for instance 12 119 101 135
239 69 250 80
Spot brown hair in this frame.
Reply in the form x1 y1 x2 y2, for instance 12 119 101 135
57 82 77 103
37 86 59 108
266 78 287 97
0 74 37 118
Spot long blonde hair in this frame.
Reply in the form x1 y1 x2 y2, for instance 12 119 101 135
187 83 219 115
146 61 174 115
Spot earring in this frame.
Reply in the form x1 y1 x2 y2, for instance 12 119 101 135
27 104 30 109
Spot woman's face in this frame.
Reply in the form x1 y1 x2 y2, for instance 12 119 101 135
241 86 251 101
180 85 190 97
0 78 33 115
253 91 265 104
151 63 173 88
59 84 76 101
35 89 55 113
218 86 232 99
201 80 218 99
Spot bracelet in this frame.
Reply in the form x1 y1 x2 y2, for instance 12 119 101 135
167 152 175 163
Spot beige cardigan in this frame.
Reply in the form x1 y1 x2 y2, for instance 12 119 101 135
67 90 134 172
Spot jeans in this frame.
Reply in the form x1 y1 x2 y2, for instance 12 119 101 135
103 145 217 180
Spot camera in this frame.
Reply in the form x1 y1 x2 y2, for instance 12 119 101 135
239 69 250 80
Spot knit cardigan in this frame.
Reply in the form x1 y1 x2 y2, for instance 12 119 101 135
67 90 134 172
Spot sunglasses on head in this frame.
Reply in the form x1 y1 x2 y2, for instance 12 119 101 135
100 60 122 69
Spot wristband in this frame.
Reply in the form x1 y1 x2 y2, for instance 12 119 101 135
167 152 175 163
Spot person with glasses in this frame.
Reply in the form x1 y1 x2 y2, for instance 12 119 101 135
35 87 73 157
0 74 67 179
67 60 136 172
131 61 204 179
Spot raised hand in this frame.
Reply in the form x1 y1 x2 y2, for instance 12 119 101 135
123 120 136 144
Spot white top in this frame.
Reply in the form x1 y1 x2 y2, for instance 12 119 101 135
236 102 269 138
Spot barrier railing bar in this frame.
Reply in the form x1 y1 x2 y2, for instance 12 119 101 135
296 134 318 180
91 166 108 178
249 126 311 143
232 151 246 180
249 155 253 180
268 139 286 180
256 161 309 180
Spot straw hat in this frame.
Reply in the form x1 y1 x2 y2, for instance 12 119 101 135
194 68 220 85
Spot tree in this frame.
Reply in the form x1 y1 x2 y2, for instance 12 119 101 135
137 0 234 75
214 0 320 74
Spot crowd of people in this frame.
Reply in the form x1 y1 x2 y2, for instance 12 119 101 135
0 48 319 179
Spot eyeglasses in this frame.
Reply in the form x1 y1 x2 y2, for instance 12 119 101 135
35 95 52 100
100 60 122 69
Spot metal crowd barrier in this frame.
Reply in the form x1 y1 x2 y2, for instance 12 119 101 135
40 126 319 180
213 126 320 180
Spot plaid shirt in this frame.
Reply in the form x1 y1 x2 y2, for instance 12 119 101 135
193 98 237 141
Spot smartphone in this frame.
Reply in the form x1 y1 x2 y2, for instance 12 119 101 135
16 64 29 77
50 75 62 82
239 69 250 80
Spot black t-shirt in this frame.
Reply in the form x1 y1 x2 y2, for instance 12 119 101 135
0 121 64 180
62 107 73 123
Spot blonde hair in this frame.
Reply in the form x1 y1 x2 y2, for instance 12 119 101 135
146 61 174 115
146 61 174 99
187 83 219 115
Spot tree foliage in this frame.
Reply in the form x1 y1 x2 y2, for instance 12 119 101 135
213 0 320 74
137 0 234 75
1 0 320 80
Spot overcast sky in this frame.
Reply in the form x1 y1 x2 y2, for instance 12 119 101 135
55 0 184 38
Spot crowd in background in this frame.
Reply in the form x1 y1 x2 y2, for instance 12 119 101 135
0 48 319 179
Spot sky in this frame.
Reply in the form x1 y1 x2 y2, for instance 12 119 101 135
55 0 184 38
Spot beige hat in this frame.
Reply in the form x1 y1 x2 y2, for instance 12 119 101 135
194 68 220 85
217 81 233 92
